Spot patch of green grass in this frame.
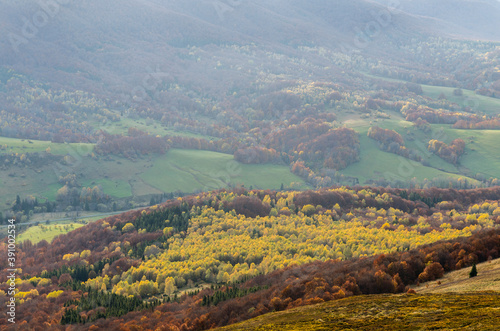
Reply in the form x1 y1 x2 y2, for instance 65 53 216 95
16 223 85 244
370 120 465 174
0 166 60 213
341 126 479 186
360 119 500 182
141 149 308 193
15 213 112 244
217 293 500 330
37 182 63 201
1 143 307 215
430 126 500 180
421 85 500 116
0 136 94 155
362 72 500 116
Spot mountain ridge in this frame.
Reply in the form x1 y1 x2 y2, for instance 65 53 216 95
2 0 499 91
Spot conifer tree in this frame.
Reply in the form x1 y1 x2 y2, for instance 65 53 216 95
469 263 478 278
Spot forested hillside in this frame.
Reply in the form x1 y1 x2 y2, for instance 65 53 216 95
1 186 499 329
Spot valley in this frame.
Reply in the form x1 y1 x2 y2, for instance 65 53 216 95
0 0 499 329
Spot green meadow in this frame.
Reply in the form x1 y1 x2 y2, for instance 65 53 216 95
437 126 500 180
81 178 132 199
343 119 480 186
141 149 309 193
16 222 85 244
422 85 500 116
362 72 500 115
0 136 94 155
340 134 479 186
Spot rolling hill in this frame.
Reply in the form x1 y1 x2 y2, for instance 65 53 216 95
1 0 499 90
372 0 500 41
414 257 500 293
217 258 500 330
214 293 500 330
1 186 500 329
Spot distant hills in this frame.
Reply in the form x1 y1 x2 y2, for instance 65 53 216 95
372 0 500 41
1 0 499 92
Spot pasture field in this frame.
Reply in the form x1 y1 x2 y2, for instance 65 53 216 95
81 178 132 198
341 126 480 186
141 149 309 193
421 85 500 116
362 72 500 116
15 213 114 244
0 136 93 155
437 126 500 180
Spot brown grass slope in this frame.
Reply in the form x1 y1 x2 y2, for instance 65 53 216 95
216 293 500 331
415 257 500 294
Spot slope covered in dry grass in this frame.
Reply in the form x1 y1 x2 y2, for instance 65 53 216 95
216 293 500 330
414 258 500 294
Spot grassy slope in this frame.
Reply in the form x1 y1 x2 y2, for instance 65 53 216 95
218 260 500 330
0 138 94 208
414 258 500 294
0 153 141 211
16 222 85 244
98 117 216 139
0 136 93 155
81 178 132 198
342 119 480 185
368 119 500 181
359 74 500 180
15 213 113 244
421 85 500 116
0 162 60 209
141 149 309 193
217 293 500 330
363 72 500 116
438 126 500 179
